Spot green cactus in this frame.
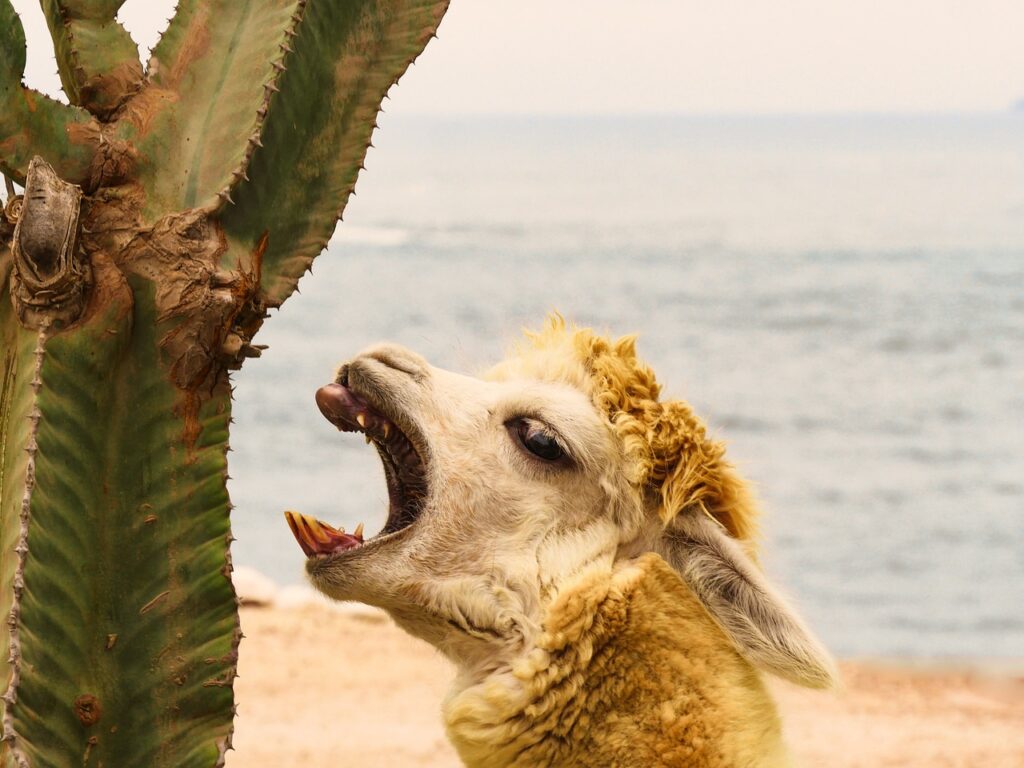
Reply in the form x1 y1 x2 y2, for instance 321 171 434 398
0 0 448 765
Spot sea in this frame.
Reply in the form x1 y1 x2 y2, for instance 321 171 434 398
227 113 1024 660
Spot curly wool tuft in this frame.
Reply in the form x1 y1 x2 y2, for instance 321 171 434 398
500 314 760 547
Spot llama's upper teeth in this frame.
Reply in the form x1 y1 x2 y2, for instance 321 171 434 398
382 423 391 439
356 413 367 428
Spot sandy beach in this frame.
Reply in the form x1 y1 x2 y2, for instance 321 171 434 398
226 578 1024 768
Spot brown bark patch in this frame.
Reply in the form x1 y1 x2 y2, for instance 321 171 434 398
73 694 102 727
166 10 213 89
121 210 234 390
81 60 145 121
119 86 179 139
65 121 102 157
178 389 203 458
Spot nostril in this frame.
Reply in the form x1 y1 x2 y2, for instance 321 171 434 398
363 345 427 379
336 364 350 387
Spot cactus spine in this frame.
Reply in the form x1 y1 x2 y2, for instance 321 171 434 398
0 0 449 765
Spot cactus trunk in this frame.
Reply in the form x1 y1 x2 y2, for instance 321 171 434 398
0 0 449 764
0 252 238 767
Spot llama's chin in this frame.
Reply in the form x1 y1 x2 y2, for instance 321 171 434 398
301 521 417 599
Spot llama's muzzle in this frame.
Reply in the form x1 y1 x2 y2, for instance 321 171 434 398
290 372 428 561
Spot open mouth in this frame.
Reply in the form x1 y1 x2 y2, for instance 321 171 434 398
285 374 428 559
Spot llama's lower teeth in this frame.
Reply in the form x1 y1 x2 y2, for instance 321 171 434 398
284 511 366 558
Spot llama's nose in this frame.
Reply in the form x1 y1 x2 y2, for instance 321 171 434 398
358 343 429 380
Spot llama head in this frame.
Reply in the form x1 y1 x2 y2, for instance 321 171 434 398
291 317 836 688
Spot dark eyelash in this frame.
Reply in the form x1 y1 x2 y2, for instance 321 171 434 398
505 417 569 464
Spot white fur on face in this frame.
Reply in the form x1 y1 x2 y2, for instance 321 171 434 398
308 344 643 669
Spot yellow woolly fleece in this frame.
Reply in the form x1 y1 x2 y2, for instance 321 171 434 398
444 554 789 768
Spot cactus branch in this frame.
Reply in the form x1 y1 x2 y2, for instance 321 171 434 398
0 1 102 186
39 0 143 118
0 88 103 189
130 0 306 223
220 0 449 306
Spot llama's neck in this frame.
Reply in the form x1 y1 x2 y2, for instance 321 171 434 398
443 554 789 768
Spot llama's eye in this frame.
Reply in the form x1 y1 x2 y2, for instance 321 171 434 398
512 418 565 462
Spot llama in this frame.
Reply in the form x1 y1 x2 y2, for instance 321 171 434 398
286 318 836 767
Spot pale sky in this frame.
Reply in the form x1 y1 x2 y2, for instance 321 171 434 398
12 0 1024 114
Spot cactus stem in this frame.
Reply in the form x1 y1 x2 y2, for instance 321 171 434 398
2 323 50 768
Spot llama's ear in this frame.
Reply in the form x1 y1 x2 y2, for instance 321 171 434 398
660 511 839 689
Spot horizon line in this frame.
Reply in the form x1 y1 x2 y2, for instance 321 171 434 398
384 108 1021 120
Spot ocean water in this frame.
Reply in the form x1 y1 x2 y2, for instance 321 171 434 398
228 114 1024 659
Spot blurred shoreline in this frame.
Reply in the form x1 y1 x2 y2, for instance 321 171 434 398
234 565 1024 672
228 567 1024 768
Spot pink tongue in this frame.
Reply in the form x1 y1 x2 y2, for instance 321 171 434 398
317 526 362 554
